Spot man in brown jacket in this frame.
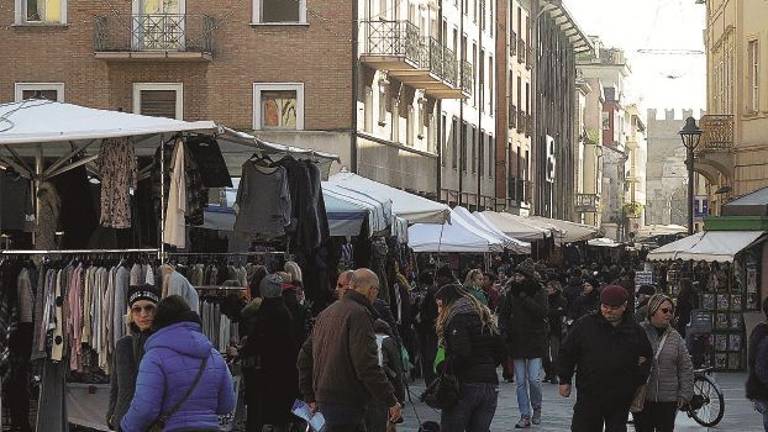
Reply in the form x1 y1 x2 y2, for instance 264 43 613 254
298 268 402 432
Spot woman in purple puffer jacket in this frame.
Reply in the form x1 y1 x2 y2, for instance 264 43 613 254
121 295 235 432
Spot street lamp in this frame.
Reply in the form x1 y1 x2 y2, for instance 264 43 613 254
679 117 702 235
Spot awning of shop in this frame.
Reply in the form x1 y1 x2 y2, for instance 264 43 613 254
323 192 368 237
452 207 530 254
526 216 602 244
327 172 450 224
587 237 623 248
477 211 551 241
635 224 688 241
647 231 767 263
408 209 504 253
322 182 392 234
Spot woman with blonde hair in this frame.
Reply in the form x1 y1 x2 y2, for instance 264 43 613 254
435 283 506 432
463 269 489 306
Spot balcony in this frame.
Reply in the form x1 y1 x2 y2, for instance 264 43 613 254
509 30 517 58
94 14 215 61
517 38 526 65
526 46 534 70
359 21 467 99
461 60 473 96
509 103 517 129
698 114 734 152
576 193 600 213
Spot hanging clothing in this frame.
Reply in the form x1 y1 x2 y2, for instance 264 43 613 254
234 161 291 237
35 182 61 251
185 137 233 188
164 140 187 249
98 137 138 229
52 165 99 249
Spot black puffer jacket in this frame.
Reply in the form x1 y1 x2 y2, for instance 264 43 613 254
547 292 567 337
570 289 599 321
747 322 768 400
498 279 549 359
442 302 507 384
558 312 652 402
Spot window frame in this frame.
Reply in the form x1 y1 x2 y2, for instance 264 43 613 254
252 0 307 25
749 39 759 113
15 0 68 25
14 82 64 102
252 82 305 130
133 82 184 120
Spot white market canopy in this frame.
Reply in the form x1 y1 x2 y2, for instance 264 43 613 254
647 231 767 263
452 207 530 254
526 216 602 244
478 211 551 241
327 172 450 224
635 224 688 241
322 182 394 236
408 208 504 253
587 237 623 248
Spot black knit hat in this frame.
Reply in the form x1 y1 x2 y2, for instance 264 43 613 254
152 295 200 330
514 258 537 280
127 285 160 307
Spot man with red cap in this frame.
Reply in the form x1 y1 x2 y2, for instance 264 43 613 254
557 284 653 432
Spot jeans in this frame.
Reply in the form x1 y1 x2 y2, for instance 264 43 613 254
513 358 543 418
754 399 768 431
441 383 499 432
634 401 678 432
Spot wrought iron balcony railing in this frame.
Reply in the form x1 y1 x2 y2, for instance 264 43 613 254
94 14 215 54
441 46 459 87
698 114 734 152
461 60 473 95
360 20 427 68
509 103 517 129
517 38 526 64
575 193 600 213
509 30 517 57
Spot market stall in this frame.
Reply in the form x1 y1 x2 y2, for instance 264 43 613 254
451 207 530 254
477 211 552 241
408 208 505 253
525 215 602 244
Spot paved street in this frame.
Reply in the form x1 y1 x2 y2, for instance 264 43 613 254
399 372 763 431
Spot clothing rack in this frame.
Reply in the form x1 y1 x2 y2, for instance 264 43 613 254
0 248 159 255
167 251 286 256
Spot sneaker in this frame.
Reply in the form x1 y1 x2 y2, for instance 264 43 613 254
532 409 542 425
515 416 531 428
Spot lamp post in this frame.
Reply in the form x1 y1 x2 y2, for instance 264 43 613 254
679 117 702 235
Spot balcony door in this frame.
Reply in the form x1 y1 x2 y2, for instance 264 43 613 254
132 0 186 51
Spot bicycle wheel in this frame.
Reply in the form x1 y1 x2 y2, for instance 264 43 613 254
689 374 725 427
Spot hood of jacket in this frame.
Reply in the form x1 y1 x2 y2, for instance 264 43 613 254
144 321 213 359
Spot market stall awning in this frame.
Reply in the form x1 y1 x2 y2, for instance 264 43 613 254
452 207 530 254
408 209 504 253
327 172 450 224
478 211 551 241
587 237 623 248
322 182 392 235
635 224 688 241
647 231 767 263
323 192 368 237
526 216 602 244
0 100 217 145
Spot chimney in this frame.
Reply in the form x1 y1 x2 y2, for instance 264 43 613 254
665 109 675 120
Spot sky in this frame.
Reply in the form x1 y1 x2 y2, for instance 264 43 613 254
566 0 707 120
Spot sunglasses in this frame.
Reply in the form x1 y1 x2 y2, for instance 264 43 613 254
131 304 156 314
659 307 673 314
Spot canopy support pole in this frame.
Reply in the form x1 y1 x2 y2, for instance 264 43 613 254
45 155 98 179
0 144 34 178
0 156 32 179
160 135 166 263
44 139 97 177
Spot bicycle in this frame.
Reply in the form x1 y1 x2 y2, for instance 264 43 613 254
679 367 725 427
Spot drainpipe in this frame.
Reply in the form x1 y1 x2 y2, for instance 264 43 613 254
437 0 444 200
351 0 360 173
458 0 465 206
476 0 483 210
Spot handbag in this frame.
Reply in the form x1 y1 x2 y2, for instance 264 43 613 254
148 355 210 432
630 331 669 413
420 354 461 410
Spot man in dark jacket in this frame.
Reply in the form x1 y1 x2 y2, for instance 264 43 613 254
543 280 567 384
297 268 401 432
498 259 549 427
558 285 653 432
746 298 768 430
569 278 600 322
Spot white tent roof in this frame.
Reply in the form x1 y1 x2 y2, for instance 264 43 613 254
328 172 450 224
322 182 392 234
587 237 623 248
0 100 217 145
636 224 688 241
647 231 766 263
408 209 504 253
478 211 551 241
452 207 530 254
526 216 601 244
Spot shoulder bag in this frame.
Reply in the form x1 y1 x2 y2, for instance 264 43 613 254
420 352 461 410
630 330 669 413
148 354 210 432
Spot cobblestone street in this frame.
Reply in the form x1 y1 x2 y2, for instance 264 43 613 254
400 372 763 431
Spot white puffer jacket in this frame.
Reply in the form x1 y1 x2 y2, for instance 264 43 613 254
641 322 695 403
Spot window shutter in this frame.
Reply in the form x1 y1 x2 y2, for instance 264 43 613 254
140 90 177 119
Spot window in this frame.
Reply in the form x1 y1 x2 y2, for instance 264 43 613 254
253 0 306 24
479 131 485 177
489 56 494 114
378 81 388 126
489 0 493 36
479 49 485 113
461 121 468 172
14 82 64 102
749 40 759 113
452 117 459 169
364 86 373 132
471 126 477 173
15 0 66 24
516 76 522 115
488 134 494 178
525 82 530 113
253 83 304 130
441 114 447 166
472 43 478 107
406 105 414 146
473 0 477 22
133 83 183 120
602 111 610 131
452 28 458 56
480 0 485 31
392 99 400 142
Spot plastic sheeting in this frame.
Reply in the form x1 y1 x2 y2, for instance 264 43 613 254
647 231 766 263
327 172 450 224
408 209 504 253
